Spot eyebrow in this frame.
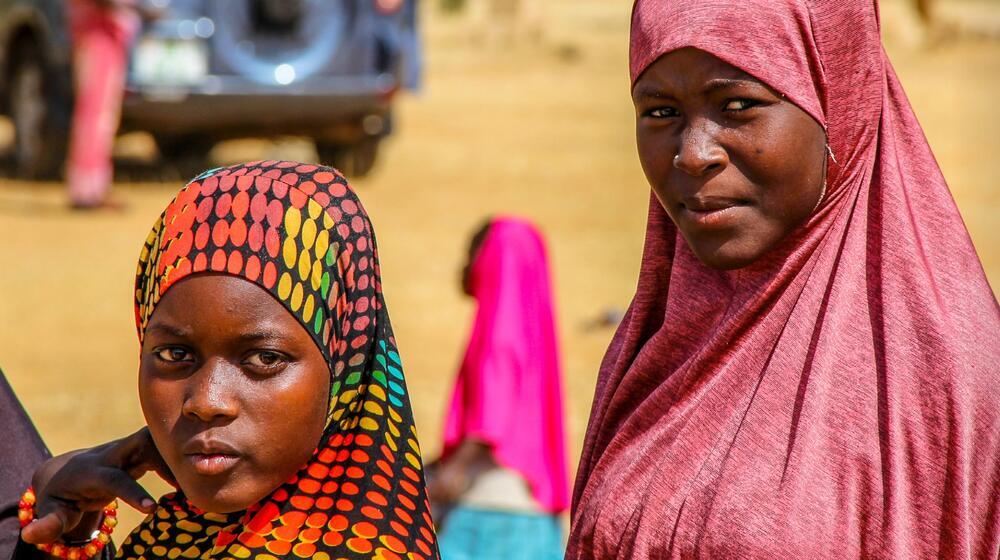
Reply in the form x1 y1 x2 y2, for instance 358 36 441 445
700 78 761 95
145 323 192 338
632 85 675 101
237 330 292 343
633 77 761 101
144 323 291 343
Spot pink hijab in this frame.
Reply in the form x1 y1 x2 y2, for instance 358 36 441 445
568 1 1000 558
442 217 570 514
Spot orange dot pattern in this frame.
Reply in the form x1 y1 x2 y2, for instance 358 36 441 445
120 161 439 559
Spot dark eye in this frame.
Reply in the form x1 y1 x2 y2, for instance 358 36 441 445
244 350 287 370
155 347 194 363
723 98 761 112
645 107 680 119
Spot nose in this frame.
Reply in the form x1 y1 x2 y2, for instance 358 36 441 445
181 359 239 423
673 119 728 177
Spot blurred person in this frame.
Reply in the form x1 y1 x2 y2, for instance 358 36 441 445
567 1 1000 559
18 162 440 559
428 217 569 560
64 0 141 209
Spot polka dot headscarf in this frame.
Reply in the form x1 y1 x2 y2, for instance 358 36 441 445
121 161 440 560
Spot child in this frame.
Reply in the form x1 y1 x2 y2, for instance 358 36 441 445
429 217 568 560
20 161 440 560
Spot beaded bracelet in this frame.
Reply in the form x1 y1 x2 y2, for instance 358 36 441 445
18 486 119 560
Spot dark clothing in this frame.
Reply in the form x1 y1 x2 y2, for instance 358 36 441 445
0 370 49 560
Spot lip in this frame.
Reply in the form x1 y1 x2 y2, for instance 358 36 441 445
186 454 241 476
678 197 749 228
182 438 242 476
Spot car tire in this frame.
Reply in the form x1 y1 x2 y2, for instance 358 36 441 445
7 40 72 180
155 135 214 179
315 138 380 178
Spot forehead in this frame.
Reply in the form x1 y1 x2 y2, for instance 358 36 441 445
148 274 302 333
632 47 764 98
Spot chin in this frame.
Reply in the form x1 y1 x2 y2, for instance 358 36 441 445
695 251 757 270
175 473 260 514
183 488 253 514
686 237 765 270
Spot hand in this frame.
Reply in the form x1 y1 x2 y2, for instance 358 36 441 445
20 427 176 546
425 439 496 506
426 459 471 506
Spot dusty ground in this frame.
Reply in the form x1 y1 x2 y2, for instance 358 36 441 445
1 0 996 532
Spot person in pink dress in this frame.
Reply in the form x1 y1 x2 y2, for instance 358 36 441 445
65 0 141 209
428 217 569 560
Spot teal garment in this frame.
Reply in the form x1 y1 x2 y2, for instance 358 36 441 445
438 506 564 560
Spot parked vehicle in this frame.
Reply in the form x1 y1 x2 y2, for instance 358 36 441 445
0 0 421 179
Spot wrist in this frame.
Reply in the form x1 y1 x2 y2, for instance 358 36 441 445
18 486 119 560
62 511 104 544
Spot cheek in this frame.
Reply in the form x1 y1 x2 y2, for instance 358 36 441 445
259 367 330 464
138 368 172 430
137 368 184 465
748 119 826 221
636 128 671 184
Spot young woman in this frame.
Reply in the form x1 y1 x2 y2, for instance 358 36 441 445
428 217 569 560
567 1 999 558
19 161 440 559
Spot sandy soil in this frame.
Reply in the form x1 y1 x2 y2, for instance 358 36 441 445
1 0 996 532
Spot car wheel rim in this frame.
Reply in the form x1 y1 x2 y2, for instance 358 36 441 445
210 0 348 84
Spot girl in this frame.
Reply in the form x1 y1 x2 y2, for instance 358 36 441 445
429 217 569 560
20 161 441 560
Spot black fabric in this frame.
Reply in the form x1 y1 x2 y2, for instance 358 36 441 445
0 369 50 560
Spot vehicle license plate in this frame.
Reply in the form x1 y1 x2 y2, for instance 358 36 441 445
132 37 208 87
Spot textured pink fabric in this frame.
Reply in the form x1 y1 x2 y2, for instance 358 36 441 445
66 1 138 205
567 1 1000 558
443 217 570 514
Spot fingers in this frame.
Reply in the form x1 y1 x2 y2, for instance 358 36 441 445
136 428 178 487
104 427 155 466
20 507 72 545
27 428 164 544
118 427 178 488
97 469 156 513
23 471 155 546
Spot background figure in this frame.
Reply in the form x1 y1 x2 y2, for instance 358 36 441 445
65 0 139 208
429 217 569 560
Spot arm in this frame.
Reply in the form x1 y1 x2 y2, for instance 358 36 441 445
426 438 496 506
17 428 175 558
